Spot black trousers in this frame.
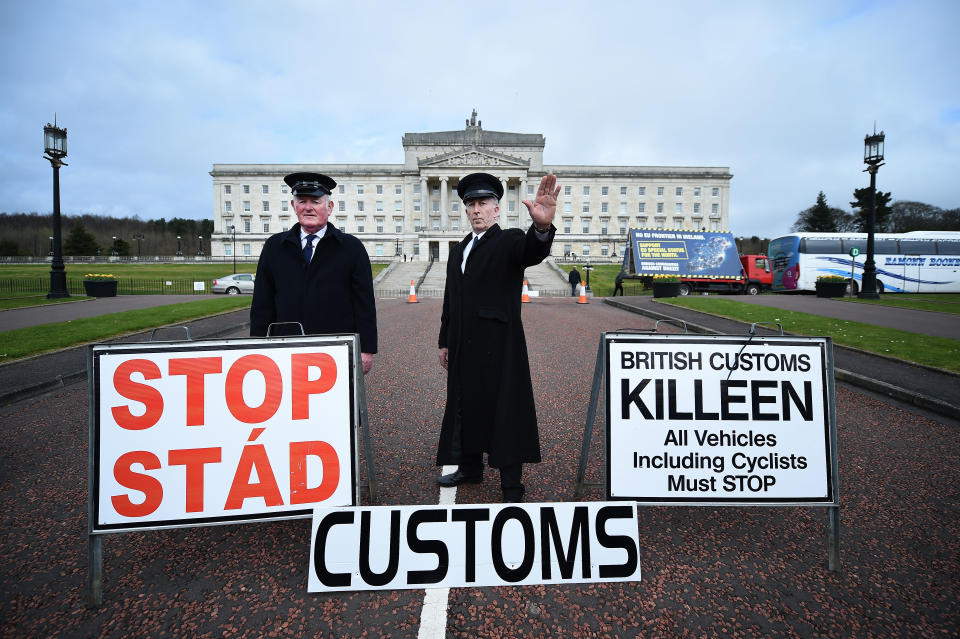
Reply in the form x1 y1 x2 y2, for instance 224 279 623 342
459 453 523 494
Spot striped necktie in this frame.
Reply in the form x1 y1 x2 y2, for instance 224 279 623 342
303 234 317 263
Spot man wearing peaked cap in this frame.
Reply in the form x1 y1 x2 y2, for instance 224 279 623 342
436 172 560 502
251 171 377 374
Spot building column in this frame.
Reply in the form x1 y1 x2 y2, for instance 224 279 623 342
519 177 528 228
500 178 508 225
440 177 449 232
420 176 428 231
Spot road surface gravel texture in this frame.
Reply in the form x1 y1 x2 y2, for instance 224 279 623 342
1 297 957 638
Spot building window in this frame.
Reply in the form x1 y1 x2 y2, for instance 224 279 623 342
694 187 701 197
583 203 590 213
620 186 627 196
224 185 231 194
601 245 609 257
432 185 439 195
564 202 572 213
357 185 364 195
638 203 645 213
564 244 572 256
452 219 459 231
432 200 440 212
508 201 516 213
582 245 590 256
376 218 384 233
656 203 663 213
338 185 345 194
395 219 403 233
583 186 590 196
243 219 251 233
243 185 250 194
639 216 648 226
357 219 365 233
395 201 402 212
414 199 421 212
712 187 720 197
564 186 571 196
261 185 268 194
281 185 288 194
674 217 684 227
357 201 365 212
262 201 270 211
375 201 383 212
376 185 383 195
395 185 402 195
656 219 665 230
282 201 288 211
243 201 251 212
225 201 232 212
601 220 608 235
452 202 459 212
712 203 719 215
243 243 251 256
528 185 535 195
601 186 608 196
414 184 421 194
339 201 346 212
657 186 664 197
508 185 516 196
225 244 232 256
675 186 683 197
262 221 270 233
619 219 627 234
601 202 608 213
638 186 646 196
675 203 683 213
694 202 700 213
582 220 590 233
432 218 440 231
562 219 571 233
414 244 420 256
376 244 383 256
619 202 627 214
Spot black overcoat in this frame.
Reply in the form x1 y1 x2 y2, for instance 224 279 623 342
437 223 555 468
250 222 377 353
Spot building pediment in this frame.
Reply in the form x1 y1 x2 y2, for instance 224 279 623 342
419 147 529 169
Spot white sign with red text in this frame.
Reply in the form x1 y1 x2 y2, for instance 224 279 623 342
91 337 356 533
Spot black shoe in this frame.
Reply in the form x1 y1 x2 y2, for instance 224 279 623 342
438 469 483 487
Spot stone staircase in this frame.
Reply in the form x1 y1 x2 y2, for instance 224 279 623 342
374 259 570 298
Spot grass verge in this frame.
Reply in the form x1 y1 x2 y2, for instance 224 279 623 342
661 297 960 373
0 297 251 364
838 293 960 315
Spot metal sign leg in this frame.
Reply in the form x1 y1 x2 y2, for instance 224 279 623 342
828 505 841 572
574 337 606 499
356 373 378 504
87 534 103 608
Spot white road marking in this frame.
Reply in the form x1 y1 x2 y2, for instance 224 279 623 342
417 465 458 639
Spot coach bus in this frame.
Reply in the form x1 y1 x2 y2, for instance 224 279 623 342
768 231 960 294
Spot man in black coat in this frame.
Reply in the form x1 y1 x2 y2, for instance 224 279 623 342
568 266 582 296
436 172 560 501
251 172 377 373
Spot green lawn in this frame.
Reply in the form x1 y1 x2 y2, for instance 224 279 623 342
556 264 647 297
661 297 960 372
0 297 252 363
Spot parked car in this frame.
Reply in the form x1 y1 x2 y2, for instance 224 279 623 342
211 273 256 294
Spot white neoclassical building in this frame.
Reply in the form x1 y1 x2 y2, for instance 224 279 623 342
209 112 732 263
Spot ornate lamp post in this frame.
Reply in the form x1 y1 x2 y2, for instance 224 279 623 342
859 128 885 299
133 233 144 259
44 120 69 298
111 236 118 256
176 235 182 257
197 235 204 256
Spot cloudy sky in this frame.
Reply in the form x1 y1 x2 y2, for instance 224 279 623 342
1 0 957 239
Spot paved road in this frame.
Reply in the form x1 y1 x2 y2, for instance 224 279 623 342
0 294 223 332
1 297 957 638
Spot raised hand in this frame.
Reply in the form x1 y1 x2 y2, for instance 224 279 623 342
522 173 561 229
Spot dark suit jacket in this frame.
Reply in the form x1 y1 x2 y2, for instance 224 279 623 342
250 222 377 353
437 223 555 468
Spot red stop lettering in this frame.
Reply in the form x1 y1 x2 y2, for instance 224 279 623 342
225 355 283 423
111 451 163 517
291 352 337 420
112 359 164 430
168 357 222 426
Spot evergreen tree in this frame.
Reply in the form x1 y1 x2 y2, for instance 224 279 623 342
63 223 101 255
850 187 893 232
0 239 21 255
791 192 849 232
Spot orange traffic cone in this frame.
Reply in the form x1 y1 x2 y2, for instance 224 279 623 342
407 279 419 303
577 281 589 304
521 279 531 303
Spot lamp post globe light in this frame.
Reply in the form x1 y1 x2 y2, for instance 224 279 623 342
176 235 182 257
43 119 69 298
859 127 885 299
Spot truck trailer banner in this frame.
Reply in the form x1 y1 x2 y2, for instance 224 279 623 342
606 334 837 504
308 502 641 592
90 337 357 533
628 229 743 278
